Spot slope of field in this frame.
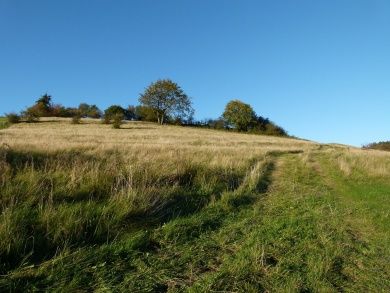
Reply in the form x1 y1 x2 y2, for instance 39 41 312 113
0 119 389 292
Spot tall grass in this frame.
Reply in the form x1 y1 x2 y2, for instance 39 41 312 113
0 118 389 291
2 119 304 273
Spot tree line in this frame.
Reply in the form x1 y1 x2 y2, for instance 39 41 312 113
5 79 287 136
363 141 390 152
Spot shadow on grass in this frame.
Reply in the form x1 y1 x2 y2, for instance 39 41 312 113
0 149 249 273
4 148 101 171
158 159 277 246
228 160 275 208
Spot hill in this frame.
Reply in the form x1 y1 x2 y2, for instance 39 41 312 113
0 118 389 291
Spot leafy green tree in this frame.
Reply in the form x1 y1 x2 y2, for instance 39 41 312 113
35 93 53 116
222 100 256 131
104 105 126 122
78 103 90 117
88 105 102 118
23 93 54 118
135 105 159 122
78 103 102 118
139 79 194 125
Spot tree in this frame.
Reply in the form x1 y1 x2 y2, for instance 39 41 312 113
222 100 256 131
135 105 159 122
78 103 90 117
78 103 102 118
104 105 126 121
24 93 54 118
21 107 40 122
34 93 53 116
139 79 194 125
126 105 138 120
88 105 102 118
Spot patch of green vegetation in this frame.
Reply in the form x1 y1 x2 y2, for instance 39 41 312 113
0 117 10 129
0 146 389 291
363 141 390 152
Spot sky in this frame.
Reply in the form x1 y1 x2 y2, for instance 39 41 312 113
0 0 389 146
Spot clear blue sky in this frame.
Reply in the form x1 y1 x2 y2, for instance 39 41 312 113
1 0 389 146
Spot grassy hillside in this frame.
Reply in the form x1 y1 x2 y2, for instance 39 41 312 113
0 118 389 292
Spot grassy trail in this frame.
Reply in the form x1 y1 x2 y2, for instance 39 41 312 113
0 141 390 292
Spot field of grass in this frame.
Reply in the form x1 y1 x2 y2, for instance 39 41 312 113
0 118 389 292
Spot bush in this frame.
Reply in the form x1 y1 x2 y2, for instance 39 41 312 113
264 123 287 136
0 119 10 129
71 114 81 124
6 113 21 124
135 105 159 122
78 103 102 118
104 105 126 120
102 116 111 124
21 108 39 123
112 114 124 129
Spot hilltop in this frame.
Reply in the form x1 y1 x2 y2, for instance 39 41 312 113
0 119 389 291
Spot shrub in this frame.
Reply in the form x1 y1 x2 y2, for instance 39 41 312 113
102 116 111 124
0 119 10 129
104 105 126 120
112 114 124 129
6 113 21 124
78 103 102 118
71 114 81 124
135 105 159 122
264 123 287 136
21 108 39 123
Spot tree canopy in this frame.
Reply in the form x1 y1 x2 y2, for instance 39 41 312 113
222 100 256 131
139 79 193 125
104 105 126 119
78 103 102 118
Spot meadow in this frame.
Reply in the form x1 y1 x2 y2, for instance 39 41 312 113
0 118 389 292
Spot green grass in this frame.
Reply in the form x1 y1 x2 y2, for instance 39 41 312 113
0 117 10 129
0 123 389 292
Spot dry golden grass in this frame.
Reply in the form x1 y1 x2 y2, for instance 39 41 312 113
328 148 390 178
0 118 316 171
